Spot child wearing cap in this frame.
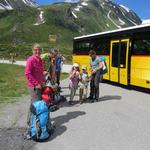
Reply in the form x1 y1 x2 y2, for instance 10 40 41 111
79 65 89 104
68 63 80 105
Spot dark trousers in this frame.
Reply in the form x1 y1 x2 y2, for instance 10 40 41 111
56 71 61 86
89 70 101 99
27 87 42 126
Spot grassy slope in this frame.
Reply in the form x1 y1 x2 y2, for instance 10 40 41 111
0 5 75 59
0 64 68 104
0 64 28 103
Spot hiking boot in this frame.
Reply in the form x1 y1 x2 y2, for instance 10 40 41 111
50 105 59 112
87 96 93 100
24 129 31 140
68 101 74 105
58 87 62 92
25 133 32 140
80 100 84 104
91 99 95 103
48 124 56 135
95 98 99 102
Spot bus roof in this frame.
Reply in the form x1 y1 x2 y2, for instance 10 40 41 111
74 23 150 40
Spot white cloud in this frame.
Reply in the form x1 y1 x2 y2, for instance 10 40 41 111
64 0 79 2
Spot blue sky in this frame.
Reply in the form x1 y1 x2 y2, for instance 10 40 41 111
36 0 150 19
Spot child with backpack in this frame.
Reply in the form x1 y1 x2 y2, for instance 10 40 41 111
79 65 89 104
68 63 80 105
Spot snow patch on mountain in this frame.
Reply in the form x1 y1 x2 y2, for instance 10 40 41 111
0 0 36 10
34 8 45 26
64 0 79 2
118 18 125 25
74 0 89 11
106 23 110 27
120 5 130 13
81 2 88 6
74 5 83 11
127 17 137 25
101 2 105 8
107 10 121 28
0 0 13 10
22 0 36 6
72 11 78 18
119 6 138 25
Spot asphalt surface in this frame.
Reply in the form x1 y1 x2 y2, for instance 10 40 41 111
35 79 150 150
0 78 150 150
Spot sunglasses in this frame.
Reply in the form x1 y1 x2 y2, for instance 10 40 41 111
34 48 42 51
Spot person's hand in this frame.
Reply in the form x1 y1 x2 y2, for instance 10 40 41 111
43 71 48 75
35 84 42 89
73 71 77 75
90 68 93 72
91 69 96 74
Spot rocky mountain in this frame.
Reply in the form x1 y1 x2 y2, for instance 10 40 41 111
69 0 141 32
0 0 142 57
0 0 36 10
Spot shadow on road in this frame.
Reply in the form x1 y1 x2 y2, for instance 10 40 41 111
99 95 122 101
49 111 86 141
84 95 122 104
59 94 122 107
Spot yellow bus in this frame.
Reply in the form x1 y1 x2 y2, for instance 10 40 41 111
73 23 150 90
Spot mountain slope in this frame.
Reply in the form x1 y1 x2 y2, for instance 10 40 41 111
70 0 141 32
0 0 36 10
0 0 142 58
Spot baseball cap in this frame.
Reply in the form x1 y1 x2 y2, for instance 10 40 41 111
73 63 79 67
82 65 87 70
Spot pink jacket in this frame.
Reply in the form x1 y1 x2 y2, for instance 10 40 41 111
25 55 45 88
69 70 80 88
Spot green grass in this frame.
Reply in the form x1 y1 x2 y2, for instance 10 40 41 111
61 72 69 80
0 64 28 104
0 64 68 104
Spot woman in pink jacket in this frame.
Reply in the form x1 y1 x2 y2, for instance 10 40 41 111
25 43 45 126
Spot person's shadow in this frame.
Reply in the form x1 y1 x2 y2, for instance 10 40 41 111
49 111 86 141
85 95 122 103
99 95 122 101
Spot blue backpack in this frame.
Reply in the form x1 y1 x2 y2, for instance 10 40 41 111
30 100 50 141
99 56 108 75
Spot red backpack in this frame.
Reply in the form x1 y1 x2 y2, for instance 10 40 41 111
41 86 54 105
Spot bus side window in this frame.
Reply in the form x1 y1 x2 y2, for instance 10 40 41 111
90 39 110 55
132 34 150 55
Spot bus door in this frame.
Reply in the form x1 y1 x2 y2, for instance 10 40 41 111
110 39 129 85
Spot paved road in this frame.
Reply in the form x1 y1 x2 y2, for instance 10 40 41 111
0 59 72 73
0 78 150 150
35 79 150 150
